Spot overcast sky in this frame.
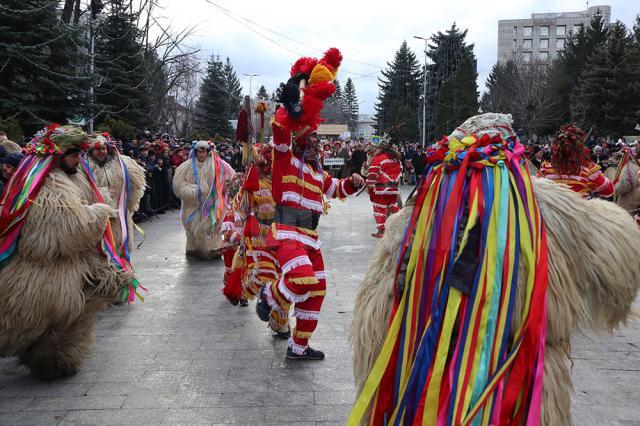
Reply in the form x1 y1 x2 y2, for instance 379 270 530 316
158 0 638 115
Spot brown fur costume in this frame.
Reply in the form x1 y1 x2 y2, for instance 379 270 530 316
350 168 640 425
172 154 234 259
0 168 131 378
0 139 21 154
84 154 146 253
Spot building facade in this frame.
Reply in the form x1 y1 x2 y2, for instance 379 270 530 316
356 114 376 142
497 5 611 64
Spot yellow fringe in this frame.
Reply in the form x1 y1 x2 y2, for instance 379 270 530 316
288 277 319 285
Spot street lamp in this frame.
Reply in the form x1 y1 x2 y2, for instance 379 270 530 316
414 35 429 148
243 73 259 99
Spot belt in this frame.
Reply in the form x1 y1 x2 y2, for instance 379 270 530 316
258 217 274 226
275 205 320 230
375 182 399 188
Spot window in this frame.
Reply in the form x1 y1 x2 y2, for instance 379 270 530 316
523 39 532 49
539 51 549 62
540 26 549 36
511 51 517 60
523 52 532 63
573 24 583 33
556 25 566 36
513 39 517 49
556 38 565 48
539 38 549 49
523 26 533 37
513 26 518 37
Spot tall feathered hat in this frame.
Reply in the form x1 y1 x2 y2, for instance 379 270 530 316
25 124 90 156
550 124 590 174
274 47 343 144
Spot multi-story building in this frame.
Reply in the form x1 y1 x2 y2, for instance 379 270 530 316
497 5 611 64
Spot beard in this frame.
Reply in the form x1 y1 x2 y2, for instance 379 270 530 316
60 161 79 175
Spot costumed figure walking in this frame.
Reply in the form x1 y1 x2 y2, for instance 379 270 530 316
365 135 402 238
172 141 235 260
82 132 146 258
0 125 143 378
537 124 614 198
255 47 364 360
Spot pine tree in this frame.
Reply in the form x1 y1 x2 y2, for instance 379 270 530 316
322 79 347 124
550 9 609 124
0 0 89 134
94 1 152 129
223 57 242 121
343 78 359 134
572 22 640 137
435 56 478 137
375 41 421 142
195 55 232 137
425 24 477 140
256 85 269 100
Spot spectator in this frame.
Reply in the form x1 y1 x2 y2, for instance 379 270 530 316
0 152 24 195
412 145 427 180
350 141 367 177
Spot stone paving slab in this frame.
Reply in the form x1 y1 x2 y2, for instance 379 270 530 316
0 189 639 424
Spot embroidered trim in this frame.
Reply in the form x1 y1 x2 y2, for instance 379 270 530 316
288 337 308 354
278 278 311 303
281 255 312 274
276 230 322 250
294 307 321 320
281 192 324 212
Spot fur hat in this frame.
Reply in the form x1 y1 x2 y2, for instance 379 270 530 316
193 140 209 151
26 124 90 156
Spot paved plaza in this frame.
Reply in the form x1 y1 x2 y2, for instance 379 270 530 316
0 190 639 425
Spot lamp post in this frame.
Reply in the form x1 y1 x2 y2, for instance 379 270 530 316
414 35 429 148
243 73 259 99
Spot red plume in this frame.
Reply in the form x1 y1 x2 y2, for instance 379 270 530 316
244 213 261 238
243 165 260 192
290 57 317 76
321 48 343 73
222 268 244 305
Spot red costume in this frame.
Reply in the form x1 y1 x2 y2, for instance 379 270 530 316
366 148 402 236
259 47 363 358
537 125 613 198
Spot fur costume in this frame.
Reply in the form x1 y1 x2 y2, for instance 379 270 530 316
172 148 235 260
0 139 21 154
603 153 640 211
84 151 146 255
0 126 132 379
349 114 640 425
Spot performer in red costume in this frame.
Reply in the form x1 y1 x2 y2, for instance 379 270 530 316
365 135 402 238
256 47 364 360
538 124 613 198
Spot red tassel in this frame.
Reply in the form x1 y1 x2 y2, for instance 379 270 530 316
235 109 249 143
243 166 260 192
244 213 260 238
222 268 244 305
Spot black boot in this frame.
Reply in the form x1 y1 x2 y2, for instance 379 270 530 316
255 287 271 322
286 346 325 361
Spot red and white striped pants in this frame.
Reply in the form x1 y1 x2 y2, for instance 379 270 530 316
372 200 400 232
263 234 326 354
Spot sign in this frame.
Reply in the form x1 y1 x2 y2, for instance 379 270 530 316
371 135 381 146
323 157 345 166
340 131 351 139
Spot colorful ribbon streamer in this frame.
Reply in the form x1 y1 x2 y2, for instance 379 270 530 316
348 132 548 426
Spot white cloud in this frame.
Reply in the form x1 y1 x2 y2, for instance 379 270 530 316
158 0 638 114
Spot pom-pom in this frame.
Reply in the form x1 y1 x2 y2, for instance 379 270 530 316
290 57 317 77
255 101 267 114
243 165 260 192
244 213 260 238
222 268 244 305
321 47 343 73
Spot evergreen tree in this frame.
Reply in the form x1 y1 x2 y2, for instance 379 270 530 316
223 57 242 120
375 41 421 142
550 9 609 123
343 78 359 134
322 79 347 124
425 24 477 140
94 1 152 129
480 61 518 114
195 55 232 137
256 85 269 100
572 22 640 137
434 56 478 137
0 0 89 134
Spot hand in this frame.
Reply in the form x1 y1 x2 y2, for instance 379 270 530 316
349 173 364 188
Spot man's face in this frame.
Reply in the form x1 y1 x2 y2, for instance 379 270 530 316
61 152 81 175
91 145 108 162
139 149 148 158
1 163 16 179
535 151 543 160
196 148 207 162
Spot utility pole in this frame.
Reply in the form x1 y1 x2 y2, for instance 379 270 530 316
88 17 95 133
243 73 259 100
414 36 429 148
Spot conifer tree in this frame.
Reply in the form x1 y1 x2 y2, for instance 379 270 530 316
343 78 359 134
195 55 232 137
256 85 269 100
223 57 242 120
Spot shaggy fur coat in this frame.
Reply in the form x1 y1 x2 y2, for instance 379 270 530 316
172 155 234 259
84 154 146 252
0 167 131 378
350 177 640 425
604 160 640 211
